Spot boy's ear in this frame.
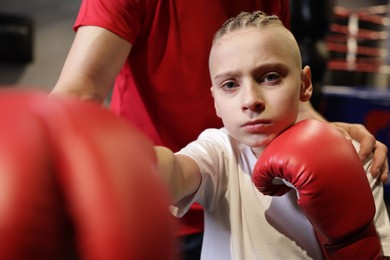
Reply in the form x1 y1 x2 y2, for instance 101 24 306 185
210 86 221 118
300 65 313 102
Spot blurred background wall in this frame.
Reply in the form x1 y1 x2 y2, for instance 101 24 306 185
0 0 80 89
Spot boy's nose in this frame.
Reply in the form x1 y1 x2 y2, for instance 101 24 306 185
242 84 264 112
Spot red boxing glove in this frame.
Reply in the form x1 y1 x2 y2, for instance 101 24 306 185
253 119 382 259
0 92 73 259
0 90 175 259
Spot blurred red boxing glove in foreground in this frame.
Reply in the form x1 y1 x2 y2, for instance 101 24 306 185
253 119 382 259
0 90 175 260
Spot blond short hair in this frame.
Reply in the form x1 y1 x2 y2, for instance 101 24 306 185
212 11 283 45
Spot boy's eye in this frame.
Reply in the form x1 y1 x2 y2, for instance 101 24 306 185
263 72 280 82
222 81 238 90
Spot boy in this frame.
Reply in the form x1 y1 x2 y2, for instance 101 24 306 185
155 11 390 259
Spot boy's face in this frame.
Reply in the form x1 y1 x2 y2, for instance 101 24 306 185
209 26 312 156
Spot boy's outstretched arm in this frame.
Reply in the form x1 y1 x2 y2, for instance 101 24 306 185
154 146 201 203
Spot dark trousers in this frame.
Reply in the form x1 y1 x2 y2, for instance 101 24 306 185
178 232 203 260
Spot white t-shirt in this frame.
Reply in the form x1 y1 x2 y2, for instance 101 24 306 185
171 128 390 260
